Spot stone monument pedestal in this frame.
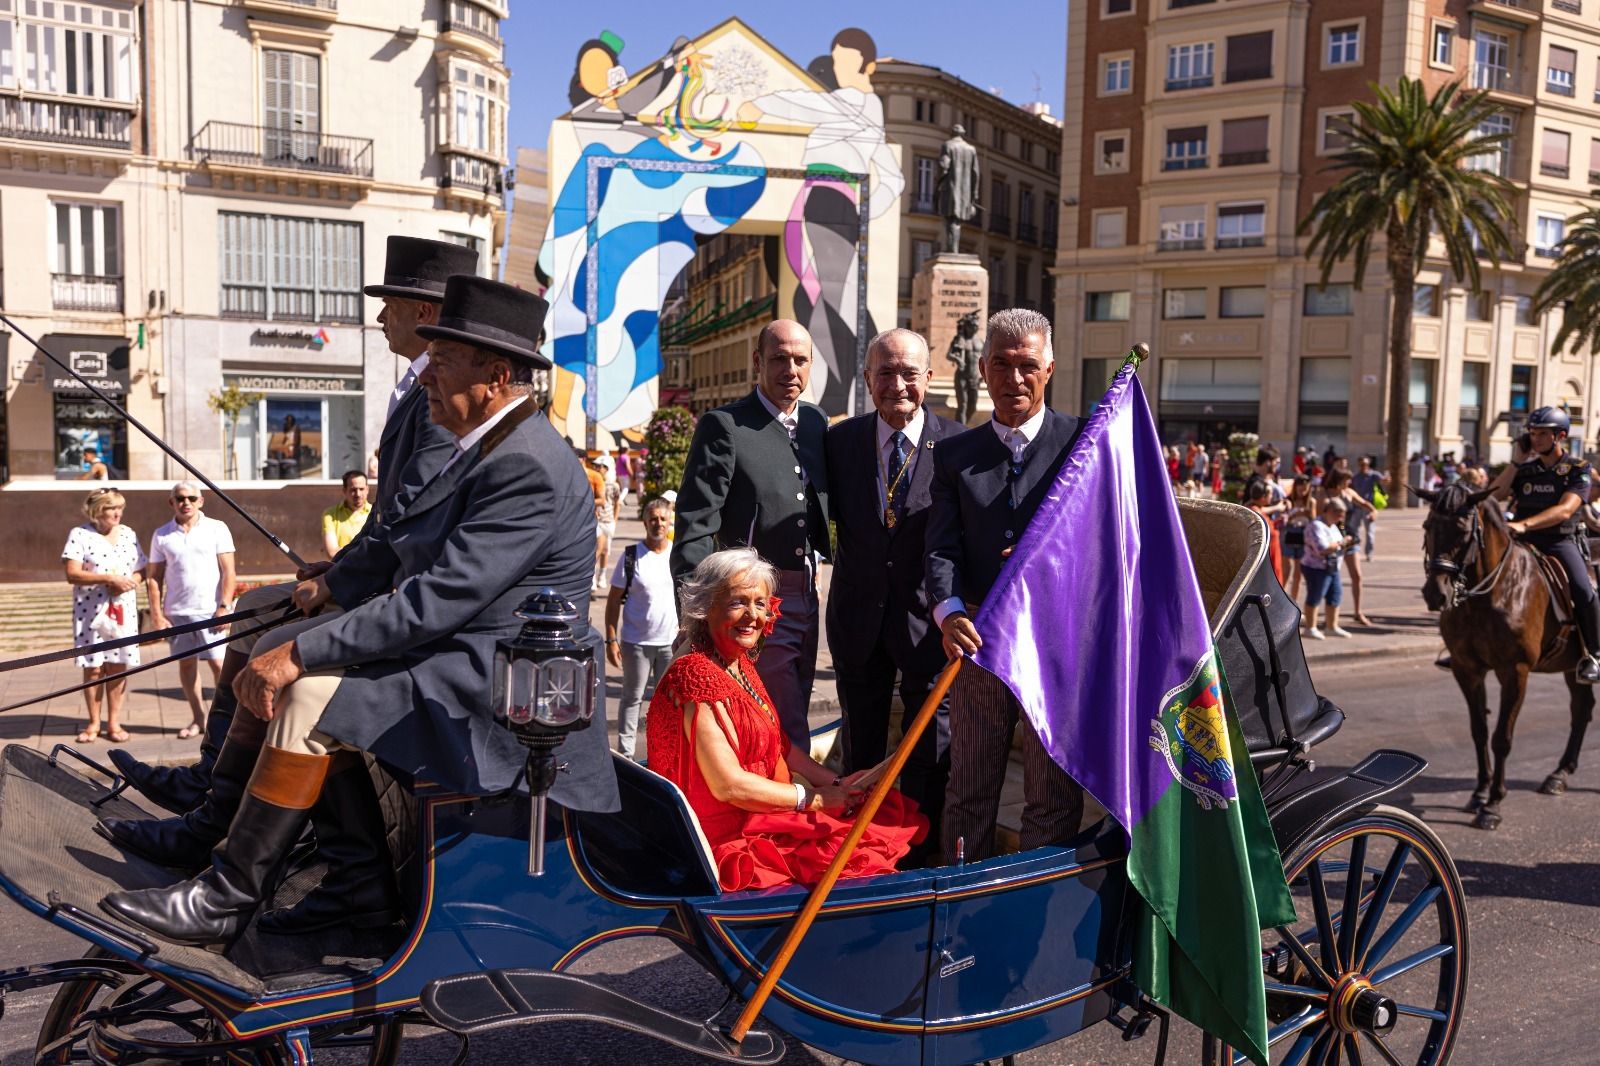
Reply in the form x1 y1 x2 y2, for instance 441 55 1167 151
911 253 990 424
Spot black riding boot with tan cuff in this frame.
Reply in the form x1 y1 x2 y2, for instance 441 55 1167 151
98 747 330 949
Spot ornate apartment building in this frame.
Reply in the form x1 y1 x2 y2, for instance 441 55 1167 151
1056 0 1600 462
0 0 508 483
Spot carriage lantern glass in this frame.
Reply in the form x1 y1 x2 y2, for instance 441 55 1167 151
493 588 598 875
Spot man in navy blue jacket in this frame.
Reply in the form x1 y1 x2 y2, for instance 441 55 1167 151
924 309 1085 862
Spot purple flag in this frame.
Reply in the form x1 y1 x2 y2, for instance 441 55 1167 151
971 361 1292 1064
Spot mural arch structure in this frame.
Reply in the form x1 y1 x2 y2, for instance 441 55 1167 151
536 18 904 445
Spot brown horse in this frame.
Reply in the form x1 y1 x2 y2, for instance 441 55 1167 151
1421 482 1596 829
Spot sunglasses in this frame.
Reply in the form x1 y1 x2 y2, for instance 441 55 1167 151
173 495 201 503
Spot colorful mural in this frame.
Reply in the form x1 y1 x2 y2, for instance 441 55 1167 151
536 19 903 443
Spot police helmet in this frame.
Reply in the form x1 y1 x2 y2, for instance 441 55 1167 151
1527 406 1572 435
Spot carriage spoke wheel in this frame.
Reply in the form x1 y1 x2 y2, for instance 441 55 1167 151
1204 805 1468 1066
35 948 406 1065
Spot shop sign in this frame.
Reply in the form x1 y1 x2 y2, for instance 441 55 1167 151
47 338 129 397
249 328 332 350
224 372 361 394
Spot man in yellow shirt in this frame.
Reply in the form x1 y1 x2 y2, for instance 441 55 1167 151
320 471 373 559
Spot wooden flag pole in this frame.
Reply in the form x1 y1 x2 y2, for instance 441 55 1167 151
729 655 965 1043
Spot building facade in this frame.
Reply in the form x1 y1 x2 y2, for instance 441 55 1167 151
1055 0 1600 462
1 0 508 483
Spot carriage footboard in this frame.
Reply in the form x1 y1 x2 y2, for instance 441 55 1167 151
1266 749 1427 858
420 969 786 1065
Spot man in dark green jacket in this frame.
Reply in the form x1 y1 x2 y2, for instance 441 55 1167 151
671 320 831 745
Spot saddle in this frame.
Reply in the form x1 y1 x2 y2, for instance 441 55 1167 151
1525 544 1579 668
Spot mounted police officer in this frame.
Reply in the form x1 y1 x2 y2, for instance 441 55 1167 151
1489 406 1600 683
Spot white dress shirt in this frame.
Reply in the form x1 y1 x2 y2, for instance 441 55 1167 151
933 408 1049 629
438 395 527 477
387 354 428 420
756 388 800 441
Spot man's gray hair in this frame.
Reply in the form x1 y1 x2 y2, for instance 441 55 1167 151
983 308 1054 365
678 547 778 653
866 327 931 371
171 480 203 499
643 495 674 518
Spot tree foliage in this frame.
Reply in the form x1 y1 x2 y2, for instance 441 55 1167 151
639 406 696 514
1533 194 1600 356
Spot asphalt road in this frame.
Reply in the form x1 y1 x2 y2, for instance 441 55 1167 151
1 655 1595 1065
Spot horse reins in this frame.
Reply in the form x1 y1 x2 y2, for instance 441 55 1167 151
1429 501 1513 609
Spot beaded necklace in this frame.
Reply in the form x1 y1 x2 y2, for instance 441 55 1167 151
707 646 778 727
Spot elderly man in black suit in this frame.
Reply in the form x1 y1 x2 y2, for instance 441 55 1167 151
925 308 1085 862
100 277 617 947
825 328 962 861
672 319 830 746
107 236 473 814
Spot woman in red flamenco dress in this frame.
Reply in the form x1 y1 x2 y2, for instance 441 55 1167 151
646 548 926 892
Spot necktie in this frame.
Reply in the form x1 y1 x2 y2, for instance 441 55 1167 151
885 430 908 527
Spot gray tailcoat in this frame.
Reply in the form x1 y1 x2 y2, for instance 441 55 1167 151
327 379 454 605
295 401 618 809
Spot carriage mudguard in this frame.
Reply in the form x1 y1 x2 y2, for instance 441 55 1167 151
1265 749 1427 859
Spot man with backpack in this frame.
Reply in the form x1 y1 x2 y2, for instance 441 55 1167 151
604 496 678 759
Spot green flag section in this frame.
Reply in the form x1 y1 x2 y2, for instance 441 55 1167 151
1130 663 1296 1065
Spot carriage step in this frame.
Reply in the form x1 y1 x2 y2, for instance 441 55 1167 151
420 969 786 1065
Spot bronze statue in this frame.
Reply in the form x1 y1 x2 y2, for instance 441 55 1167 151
946 311 983 424
936 124 980 254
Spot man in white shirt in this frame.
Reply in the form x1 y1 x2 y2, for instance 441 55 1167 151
604 497 678 759
147 482 237 739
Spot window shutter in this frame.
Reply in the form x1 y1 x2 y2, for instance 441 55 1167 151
1589 139 1600 181
1541 128 1570 168
293 52 320 135
1225 31 1273 82
1167 125 1206 147
1550 46 1576 76
1221 116 1269 163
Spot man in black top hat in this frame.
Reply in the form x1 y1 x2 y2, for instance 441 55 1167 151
99 237 479 932
101 276 618 948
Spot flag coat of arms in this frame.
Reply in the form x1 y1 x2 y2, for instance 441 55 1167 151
971 360 1295 1065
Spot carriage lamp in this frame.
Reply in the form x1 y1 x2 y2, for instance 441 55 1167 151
493 589 598 876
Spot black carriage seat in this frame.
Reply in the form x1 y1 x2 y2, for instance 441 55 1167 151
1175 498 1344 758
568 755 722 899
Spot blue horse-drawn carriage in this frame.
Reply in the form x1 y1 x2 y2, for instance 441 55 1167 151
0 500 1465 1065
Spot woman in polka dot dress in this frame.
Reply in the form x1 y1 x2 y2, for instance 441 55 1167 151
61 488 146 744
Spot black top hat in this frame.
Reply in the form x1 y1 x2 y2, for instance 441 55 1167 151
415 276 552 368
363 236 480 301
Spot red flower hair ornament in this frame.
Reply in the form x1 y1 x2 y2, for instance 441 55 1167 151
762 597 783 637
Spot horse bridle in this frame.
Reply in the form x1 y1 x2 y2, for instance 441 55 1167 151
1427 500 1512 609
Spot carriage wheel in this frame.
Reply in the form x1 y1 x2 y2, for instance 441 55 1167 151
1202 804 1468 1066
35 949 406 1065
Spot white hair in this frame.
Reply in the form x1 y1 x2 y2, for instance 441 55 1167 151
171 480 203 499
983 307 1054 365
678 548 779 654
865 327 931 371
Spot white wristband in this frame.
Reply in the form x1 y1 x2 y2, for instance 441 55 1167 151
793 781 808 812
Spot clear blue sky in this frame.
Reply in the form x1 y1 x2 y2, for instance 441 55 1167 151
502 3 1069 154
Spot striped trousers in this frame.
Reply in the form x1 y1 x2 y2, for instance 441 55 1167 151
941 662 1083 863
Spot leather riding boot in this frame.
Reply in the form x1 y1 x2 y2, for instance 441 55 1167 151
99 747 330 948
98 728 262 872
1578 602 1600 684
108 687 238 814
258 756 401 934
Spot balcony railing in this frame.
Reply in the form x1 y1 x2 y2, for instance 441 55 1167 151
1541 162 1569 178
1163 155 1208 171
1471 65 1527 97
1220 149 1270 166
1216 234 1266 249
1588 169 1600 184
190 122 374 178
1164 74 1214 91
1157 237 1206 252
52 274 122 312
442 13 502 44
1547 75 1575 97
220 284 360 322
440 150 503 196
0 97 131 149
1553 0 1581 11
270 0 336 8
988 214 1012 236
1017 221 1039 244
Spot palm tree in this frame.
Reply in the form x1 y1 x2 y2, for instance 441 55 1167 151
1533 196 1600 356
1299 77 1515 506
